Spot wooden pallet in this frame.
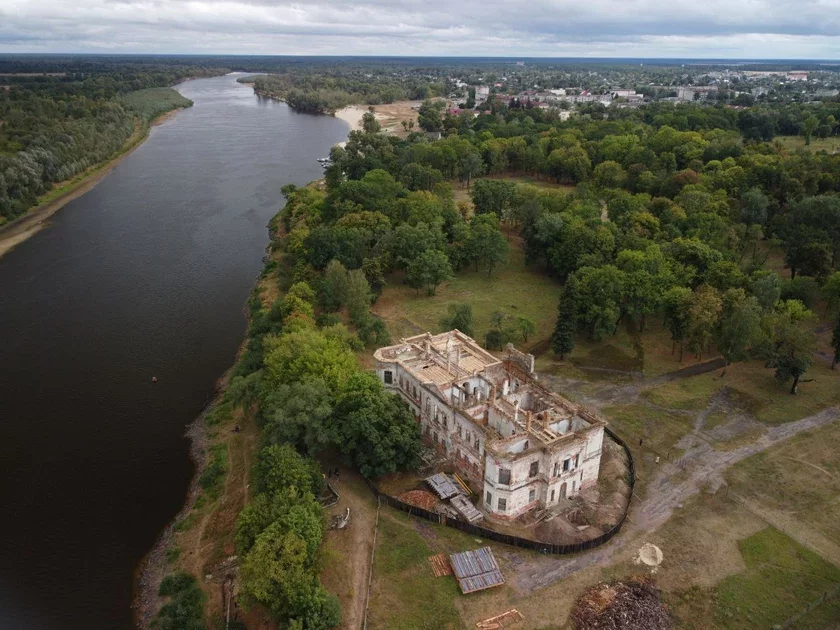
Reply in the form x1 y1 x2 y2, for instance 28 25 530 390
476 608 524 629
428 553 453 577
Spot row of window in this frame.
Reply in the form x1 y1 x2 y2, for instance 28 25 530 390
496 453 581 487
485 488 539 513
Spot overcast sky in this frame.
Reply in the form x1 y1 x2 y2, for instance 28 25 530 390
1 0 838 58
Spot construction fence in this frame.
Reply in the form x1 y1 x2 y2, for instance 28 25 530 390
366 427 636 555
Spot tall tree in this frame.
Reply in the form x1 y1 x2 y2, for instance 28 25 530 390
551 283 578 359
716 289 764 374
662 286 693 361
687 285 723 360
345 269 373 325
320 259 348 312
405 248 454 295
516 316 537 343
831 314 840 370
764 300 817 394
440 303 474 336
466 215 509 275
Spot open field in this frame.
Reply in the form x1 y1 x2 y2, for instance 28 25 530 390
775 135 840 153
335 101 420 137
372 237 561 347
639 359 840 425
726 421 840 549
453 175 575 208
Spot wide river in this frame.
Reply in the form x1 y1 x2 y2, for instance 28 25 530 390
0 74 348 629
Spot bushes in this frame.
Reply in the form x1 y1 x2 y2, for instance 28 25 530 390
152 572 206 630
198 444 227 498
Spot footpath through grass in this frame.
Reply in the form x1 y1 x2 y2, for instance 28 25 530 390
726 422 840 544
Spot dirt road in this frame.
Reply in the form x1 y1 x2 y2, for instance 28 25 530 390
509 368 840 594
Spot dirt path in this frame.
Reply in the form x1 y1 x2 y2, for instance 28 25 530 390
509 360 840 593
319 465 379 630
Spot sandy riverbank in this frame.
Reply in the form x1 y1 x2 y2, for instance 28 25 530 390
0 108 184 260
333 105 368 132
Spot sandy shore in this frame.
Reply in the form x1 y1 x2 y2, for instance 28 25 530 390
333 105 368 132
0 108 183 260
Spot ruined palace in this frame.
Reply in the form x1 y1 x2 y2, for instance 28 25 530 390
374 330 606 519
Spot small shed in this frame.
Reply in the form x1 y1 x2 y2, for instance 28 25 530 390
449 547 505 594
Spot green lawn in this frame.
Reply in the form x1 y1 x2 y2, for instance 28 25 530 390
373 238 561 349
638 357 840 426
715 528 840 629
601 403 693 496
775 135 840 153
367 511 462 630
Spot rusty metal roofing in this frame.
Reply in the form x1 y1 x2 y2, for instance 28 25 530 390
449 547 505 594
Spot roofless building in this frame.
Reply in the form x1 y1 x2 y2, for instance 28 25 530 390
374 330 606 519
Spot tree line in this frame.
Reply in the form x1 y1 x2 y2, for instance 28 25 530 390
0 60 223 224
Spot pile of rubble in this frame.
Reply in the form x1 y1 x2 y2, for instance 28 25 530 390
571 576 671 630
397 490 438 511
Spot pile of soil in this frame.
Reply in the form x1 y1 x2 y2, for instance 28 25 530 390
571 576 671 630
398 490 438 511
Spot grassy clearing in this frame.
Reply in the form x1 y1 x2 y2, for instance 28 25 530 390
725 422 840 543
638 356 840 426
557 319 703 379
367 510 462 630
714 527 840 629
601 403 693 496
698 360 840 425
642 374 724 410
372 238 560 348
453 175 574 207
775 135 840 153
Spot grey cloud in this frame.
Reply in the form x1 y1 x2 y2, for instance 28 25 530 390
0 0 839 56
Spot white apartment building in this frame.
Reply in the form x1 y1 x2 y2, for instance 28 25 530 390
374 331 606 519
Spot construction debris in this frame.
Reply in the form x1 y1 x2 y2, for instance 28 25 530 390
476 609 524 629
450 547 505 594
571 576 671 630
398 490 438 511
451 494 483 523
428 553 453 577
425 473 463 499
330 507 351 530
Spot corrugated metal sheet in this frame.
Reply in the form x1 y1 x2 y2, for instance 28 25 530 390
451 495 483 523
458 569 505 594
449 547 504 594
426 473 460 499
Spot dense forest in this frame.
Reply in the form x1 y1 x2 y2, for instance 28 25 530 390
242 72 446 114
0 58 225 224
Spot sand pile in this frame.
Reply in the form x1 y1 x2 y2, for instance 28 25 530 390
635 543 664 571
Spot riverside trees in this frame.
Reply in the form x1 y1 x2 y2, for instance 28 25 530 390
0 59 220 224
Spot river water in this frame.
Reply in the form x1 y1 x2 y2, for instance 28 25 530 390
0 74 348 629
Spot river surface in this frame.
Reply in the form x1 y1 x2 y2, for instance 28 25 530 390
0 74 348 629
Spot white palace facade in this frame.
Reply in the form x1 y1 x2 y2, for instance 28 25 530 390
374 330 606 519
